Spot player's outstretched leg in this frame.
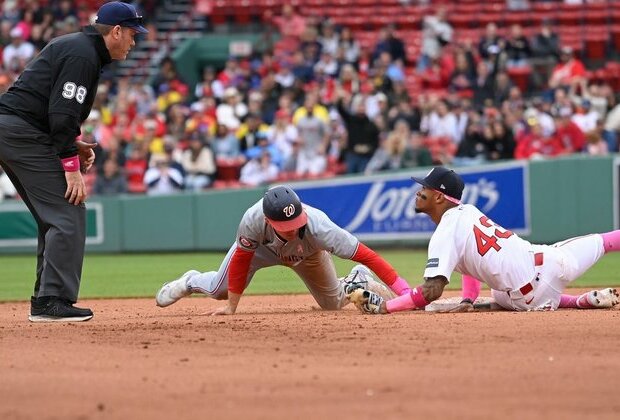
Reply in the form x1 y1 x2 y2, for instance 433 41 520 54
156 270 200 307
558 288 619 309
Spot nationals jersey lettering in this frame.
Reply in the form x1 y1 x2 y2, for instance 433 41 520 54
424 204 536 292
236 200 359 266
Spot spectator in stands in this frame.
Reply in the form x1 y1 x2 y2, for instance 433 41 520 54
421 99 460 144
239 150 279 186
245 131 283 169
505 24 532 68
514 119 565 159
365 119 426 174
267 109 298 162
268 3 306 45
571 99 601 138
295 98 329 176
603 103 620 152
0 19 13 48
527 97 556 137
454 118 488 165
292 91 328 124
478 23 503 62
318 19 339 57
15 8 34 42
493 71 513 106
144 154 185 196
448 49 476 94
181 131 217 191
552 106 585 154
530 19 560 89
300 25 322 64
98 136 126 174
0 165 17 202
548 46 586 91
216 87 247 131
194 65 219 100
326 110 347 165
213 123 242 161
473 51 501 109
2 26 35 73
373 24 406 65
314 50 339 79
35 8 56 48
238 112 269 152
290 50 314 84
125 147 149 194
418 8 452 72
388 98 421 132
338 26 360 66
489 120 516 160
336 90 380 174
53 0 78 22
584 120 609 156
151 56 186 100
93 158 127 196
274 60 296 89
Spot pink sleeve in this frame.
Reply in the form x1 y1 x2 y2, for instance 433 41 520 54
461 275 482 302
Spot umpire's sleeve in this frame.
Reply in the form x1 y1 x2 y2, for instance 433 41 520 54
48 56 97 158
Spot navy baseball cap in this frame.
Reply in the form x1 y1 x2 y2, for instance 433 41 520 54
263 185 308 231
95 2 148 34
412 167 464 204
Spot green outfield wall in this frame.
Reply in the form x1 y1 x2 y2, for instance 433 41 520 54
0 156 617 254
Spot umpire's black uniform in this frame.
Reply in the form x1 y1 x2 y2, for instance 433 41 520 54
0 26 111 306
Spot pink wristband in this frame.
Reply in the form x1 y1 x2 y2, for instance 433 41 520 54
61 156 80 172
385 286 429 313
390 276 411 296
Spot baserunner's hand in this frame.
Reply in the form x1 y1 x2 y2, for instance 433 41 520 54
207 305 236 316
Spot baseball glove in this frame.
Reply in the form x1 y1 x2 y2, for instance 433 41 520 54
347 289 385 314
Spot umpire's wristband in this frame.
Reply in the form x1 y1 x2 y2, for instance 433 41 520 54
460 298 474 305
61 156 80 172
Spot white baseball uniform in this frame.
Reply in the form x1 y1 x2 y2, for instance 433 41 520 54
186 199 396 309
424 204 605 311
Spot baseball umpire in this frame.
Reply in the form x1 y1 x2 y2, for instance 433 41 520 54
348 166 620 314
0 2 147 322
156 185 412 315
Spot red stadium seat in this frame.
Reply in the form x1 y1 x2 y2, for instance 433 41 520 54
584 33 608 61
507 66 532 94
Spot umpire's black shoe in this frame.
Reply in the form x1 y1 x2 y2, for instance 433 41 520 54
29 296 93 323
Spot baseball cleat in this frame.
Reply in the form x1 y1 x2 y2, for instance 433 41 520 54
156 270 200 307
343 265 373 295
29 296 93 322
582 288 619 308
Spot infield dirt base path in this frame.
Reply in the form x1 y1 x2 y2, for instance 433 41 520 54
1 291 619 420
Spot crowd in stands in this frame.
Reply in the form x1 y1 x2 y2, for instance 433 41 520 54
1 0 620 199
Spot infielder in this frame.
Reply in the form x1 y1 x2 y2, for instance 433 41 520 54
348 166 620 314
156 185 410 314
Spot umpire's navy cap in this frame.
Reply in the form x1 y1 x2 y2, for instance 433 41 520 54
95 1 149 34
411 167 464 204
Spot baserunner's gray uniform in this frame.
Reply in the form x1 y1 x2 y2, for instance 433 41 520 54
188 199 361 309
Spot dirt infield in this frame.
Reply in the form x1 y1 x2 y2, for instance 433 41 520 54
1 291 619 420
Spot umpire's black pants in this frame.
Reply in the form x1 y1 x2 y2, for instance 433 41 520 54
0 114 85 302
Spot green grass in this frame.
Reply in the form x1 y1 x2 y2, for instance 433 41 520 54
1 250 620 301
